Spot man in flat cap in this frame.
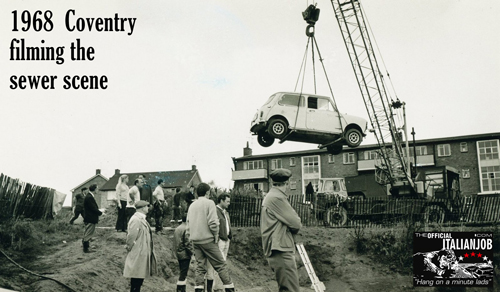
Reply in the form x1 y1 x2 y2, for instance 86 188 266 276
260 168 302 292
123 200 157 292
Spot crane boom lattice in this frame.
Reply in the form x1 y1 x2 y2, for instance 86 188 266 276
330 0 413 188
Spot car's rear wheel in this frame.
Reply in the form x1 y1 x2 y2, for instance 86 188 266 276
257 131 275 147
345 128 363 147
327 144 343 155
268 118 288 139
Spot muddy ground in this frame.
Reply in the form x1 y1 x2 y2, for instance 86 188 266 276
0 212 498 292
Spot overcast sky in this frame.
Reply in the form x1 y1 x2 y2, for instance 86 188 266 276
1 0 499 205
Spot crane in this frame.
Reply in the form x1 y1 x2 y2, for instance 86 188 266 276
329 0 416 196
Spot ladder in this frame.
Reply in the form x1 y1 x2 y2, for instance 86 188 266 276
296 243 326 292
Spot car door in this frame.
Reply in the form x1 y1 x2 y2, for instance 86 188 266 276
278 93 307 130
305 96 342 134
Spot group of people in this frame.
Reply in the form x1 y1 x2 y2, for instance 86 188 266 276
69 167 303 292
123 182 235 292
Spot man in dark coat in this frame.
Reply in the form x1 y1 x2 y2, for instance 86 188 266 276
83 184 103 253
184 185 196 212
69 187 87 224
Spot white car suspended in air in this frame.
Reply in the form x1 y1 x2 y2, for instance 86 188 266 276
250 92 368 154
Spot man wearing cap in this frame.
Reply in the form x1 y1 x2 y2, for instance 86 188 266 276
187 182 235 292
123 200 157 292
260 168 302 292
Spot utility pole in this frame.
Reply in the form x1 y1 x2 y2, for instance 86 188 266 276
411 127 417 180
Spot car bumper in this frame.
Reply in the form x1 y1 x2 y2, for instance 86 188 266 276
250 122 266 134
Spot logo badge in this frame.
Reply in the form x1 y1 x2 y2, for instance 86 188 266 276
413 232 493 287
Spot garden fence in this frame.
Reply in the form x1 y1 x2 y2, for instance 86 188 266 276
0 173 55 220
227 194 500 228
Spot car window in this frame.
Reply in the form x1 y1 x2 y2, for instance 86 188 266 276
318 98 333 111
279 94 303 106
307 97 318 109
308 97 333 111
263 93 277 106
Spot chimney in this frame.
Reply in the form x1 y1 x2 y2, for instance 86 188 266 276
115 169 120 175
243 141 252 156
96 169 101 175
192 165 196 171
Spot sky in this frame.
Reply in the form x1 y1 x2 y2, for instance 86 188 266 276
1 0 499 206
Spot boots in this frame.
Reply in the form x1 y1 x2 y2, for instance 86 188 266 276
83 241 94 253
206 279 213 292
224 288 234 292
176 285 186 292
194 289 204 292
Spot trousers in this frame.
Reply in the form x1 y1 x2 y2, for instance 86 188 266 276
267 251 300 292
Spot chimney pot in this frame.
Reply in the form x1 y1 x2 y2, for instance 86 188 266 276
243 142 252 156
115 169 120 175
192 165 196 171
96 169 101 175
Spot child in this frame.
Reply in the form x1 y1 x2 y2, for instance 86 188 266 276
173 215 193 292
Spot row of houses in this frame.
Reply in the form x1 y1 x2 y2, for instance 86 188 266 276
231 132 500 198
71 166 201 208
71 132 500 207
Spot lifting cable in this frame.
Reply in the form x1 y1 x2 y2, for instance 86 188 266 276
0 247 76 292
296 4 344 134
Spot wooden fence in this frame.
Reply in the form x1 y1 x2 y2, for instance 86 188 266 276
227 194 500 228
0 173 55 220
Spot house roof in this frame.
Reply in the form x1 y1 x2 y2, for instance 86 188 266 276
100 169 201 191
233 131 500 161
71 174 109 192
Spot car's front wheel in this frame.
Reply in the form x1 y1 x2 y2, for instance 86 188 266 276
345 128 363 147
268 118 288 139
257 131 275 147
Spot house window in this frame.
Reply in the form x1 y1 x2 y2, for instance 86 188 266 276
328 154 335 163
244 160 263 170
244 182 264 192
363 150 378 160
481 166 500 192
289 180 297 190
437 144 451 157
290 157 296 166
302 156 319 174
271 159 282 170
415 146 427 156
460 142 468 153
461 169 470 179
478 140 499 160
343 152 355 164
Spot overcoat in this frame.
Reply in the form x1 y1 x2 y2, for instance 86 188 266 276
123 212 157 278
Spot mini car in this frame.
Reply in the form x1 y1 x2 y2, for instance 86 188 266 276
250 92 368 154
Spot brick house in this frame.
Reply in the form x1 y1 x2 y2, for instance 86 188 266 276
231 132 500 199
70 169 109 208
99 165 202 208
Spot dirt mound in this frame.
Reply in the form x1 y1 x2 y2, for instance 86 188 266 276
3 214 497 292
0 223 408 292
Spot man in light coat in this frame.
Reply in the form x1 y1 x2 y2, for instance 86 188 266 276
123 200 157 292
261 168 302 292
187 183 235 292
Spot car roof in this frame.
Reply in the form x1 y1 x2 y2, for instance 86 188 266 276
275 92 331 99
